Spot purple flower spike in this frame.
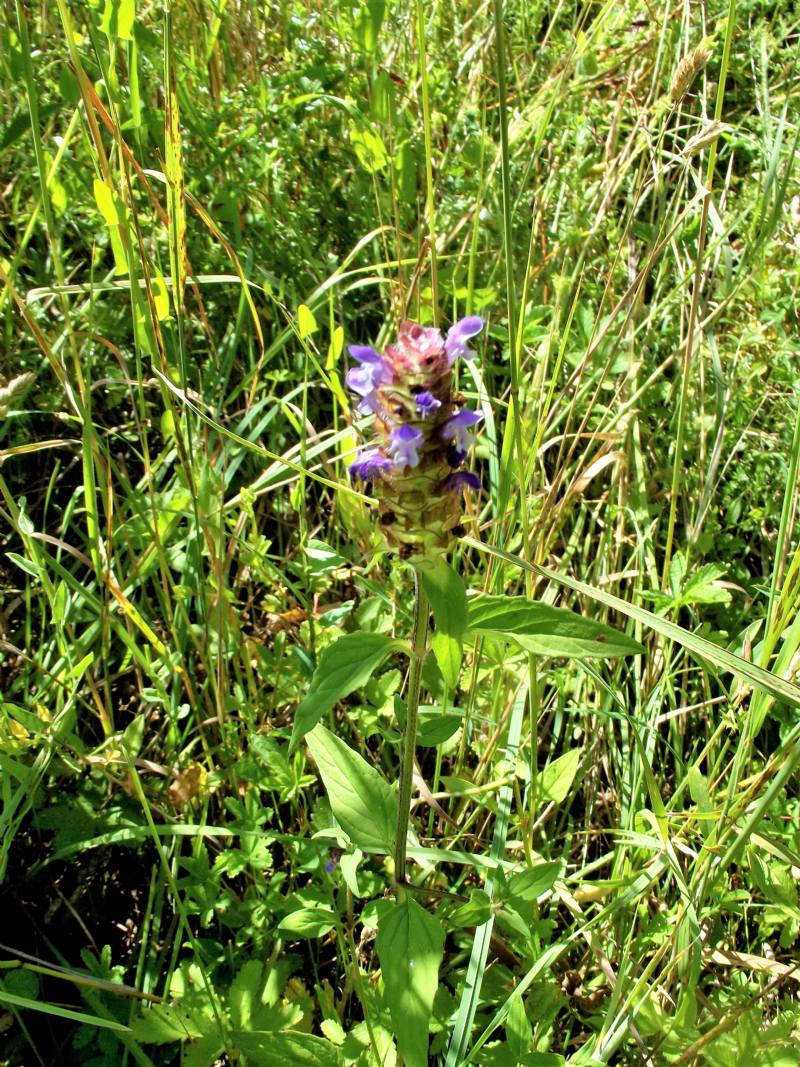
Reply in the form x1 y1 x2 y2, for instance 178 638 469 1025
442 408 483 454
415 391 442 418
389 424 424 469
349 448 393 482
445 316 484 365
443 471 481 492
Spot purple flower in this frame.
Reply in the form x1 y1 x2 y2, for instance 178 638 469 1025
442 409 483 455
415 391 442 418
348 344 393 382
355 391 383 417
345 345 393 399
445 316 484 366
345 364 377 398
349 448 393 481
443 471 481 492
388 424 424 469
325 858 337 874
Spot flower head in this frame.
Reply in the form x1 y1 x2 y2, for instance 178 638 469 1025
414 391 442 419
385 322 447 377
388 424 424 470
443 471 481 492
349 448 393 482
344 316 484 562
445 316 484 365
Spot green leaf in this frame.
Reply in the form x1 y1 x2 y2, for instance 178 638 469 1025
682 563 732 606
506 989 533 1062
417 712 462 747
130 1003 206 1043
467 594 644 659
100 0 135 41
449 889 493 928
298 303 317 339
92 178 127 274
7 552 39 578
339 848 362 896
349 122 389 172
464 538 800 712
539 749 582 804
184 1035 224 1067
277 907 337 939
229 959 264 1030
290 632 401 750
506 862 561 902
320 1018 346 1045
93 178 121 226
669 551 687 598
120 713 146 758
376 899 444 1067
355 0 385 53
303 538 346 574
306 724 397 851
2 968 39 1000
421 561 467 688
234 1030 344 1066
153 273 170 320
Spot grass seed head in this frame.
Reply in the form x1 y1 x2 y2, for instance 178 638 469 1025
670 38 714 103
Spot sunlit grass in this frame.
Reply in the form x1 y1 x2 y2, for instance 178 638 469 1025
1 0 799 1064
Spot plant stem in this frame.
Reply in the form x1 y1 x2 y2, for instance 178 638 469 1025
394 569 429 890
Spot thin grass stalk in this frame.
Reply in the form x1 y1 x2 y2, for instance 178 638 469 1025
394 571 429 890
661 0 738 587
765 394 800 631
490 0 526 552
415 0 439 323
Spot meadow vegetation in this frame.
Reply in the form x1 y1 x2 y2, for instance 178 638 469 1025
1 0 799 1064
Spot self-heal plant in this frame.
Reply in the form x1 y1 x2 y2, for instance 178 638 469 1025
342 315 484 896
299 313 643 1067
346 318 484 565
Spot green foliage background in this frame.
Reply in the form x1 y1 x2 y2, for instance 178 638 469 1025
1 0 799 1064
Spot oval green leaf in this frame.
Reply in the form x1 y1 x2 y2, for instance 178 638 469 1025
234 1030 343 1066
376 899 444 1067
467 594 643 659
306 724 397 852
290 632 401 750
277 907 336 939
421 560 467 688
